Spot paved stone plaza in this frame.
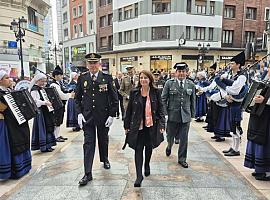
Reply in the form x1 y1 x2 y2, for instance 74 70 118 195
0 118 268 200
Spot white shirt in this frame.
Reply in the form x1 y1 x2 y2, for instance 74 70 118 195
31 89 47 108
90 71 99 79
50 81 70 101
177 78 186 88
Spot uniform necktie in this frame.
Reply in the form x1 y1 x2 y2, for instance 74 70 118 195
131 76 134 85
180 81 183 89
92 74 96 81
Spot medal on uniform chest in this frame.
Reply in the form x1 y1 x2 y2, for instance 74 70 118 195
99 83 108 92
84 81 88 93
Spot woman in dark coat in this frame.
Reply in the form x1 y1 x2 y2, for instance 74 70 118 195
124 70 165 187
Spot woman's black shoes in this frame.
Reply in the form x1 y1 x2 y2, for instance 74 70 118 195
134 176 144 187
144 165 150 177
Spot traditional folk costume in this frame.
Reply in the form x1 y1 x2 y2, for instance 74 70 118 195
66 72 80 131
30 73 56 152
195 71 208 122
215 51 248 156
50 66 70 142
244 76 270 180
0 71 31 179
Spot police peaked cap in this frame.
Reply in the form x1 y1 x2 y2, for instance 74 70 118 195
174 62 188 70
85 53 101 62
152 69 161 75
210 62 217 70
230 51 246 66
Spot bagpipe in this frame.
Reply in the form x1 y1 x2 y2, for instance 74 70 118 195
214 54 270 104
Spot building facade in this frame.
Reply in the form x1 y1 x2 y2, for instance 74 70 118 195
0 0 50 78
61 0 97 73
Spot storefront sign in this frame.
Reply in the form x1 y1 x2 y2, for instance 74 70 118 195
8 41 17 48
220 56 233 60
150 55 172 60
72 46 86 56
182 55 214 60
120 56 138 62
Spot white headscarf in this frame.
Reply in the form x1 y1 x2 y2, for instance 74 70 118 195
0 70 8 80
69 72 78 83
28 73 47 91
197 71 207 79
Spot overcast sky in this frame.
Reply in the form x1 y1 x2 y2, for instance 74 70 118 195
50 0 58 43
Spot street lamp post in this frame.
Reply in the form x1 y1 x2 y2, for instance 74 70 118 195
10 16 27 80
197 43 210 71
47 40 63 68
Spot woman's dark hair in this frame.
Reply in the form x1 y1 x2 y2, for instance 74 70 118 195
137 70 157 89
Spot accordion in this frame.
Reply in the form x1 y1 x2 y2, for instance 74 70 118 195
44 87 64 111
3 90 38 125
241 80 270 116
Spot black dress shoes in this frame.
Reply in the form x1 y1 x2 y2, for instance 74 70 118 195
166 147 171 157
174 139 180 144
59 136 68 140
104 161 111 169
56 137 65 142
222 148 233 154
211 136 218 139
134 176 144 187
178 161 188 168
255 174 270 181
215 137 225 142
224 150 240 156
72 127 81 132
79 174 93 186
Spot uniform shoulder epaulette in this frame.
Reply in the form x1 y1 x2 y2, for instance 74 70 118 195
81 71 89 75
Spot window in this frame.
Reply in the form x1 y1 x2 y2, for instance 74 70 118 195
119 32 122 44
79 23 83 33
89 20 93 32
265 8 270 21
210 1 215 15
73 7 77 18
135 29 138 42
78 5 83 17
100 16 106 27
186 26 191 40
152 0 171 14
224 5 235 18
124 5 132 20
222 30 234 44
88 1 93 12
119 8 122 20
28 7 37 26
63 12 68 23
108 35 113 50
135 3 138 17
245 31 255 43
64 28 68 37
74 24 78 34
152 26 170 40
108 0 112 4
195 0 206 15
186 0 192 13
194 27 205 40
62 0 67 7
108 13 113 26
100 0 106 7
246 7 257 20
124 30 133 43
209 28 214 41
100 37 107 48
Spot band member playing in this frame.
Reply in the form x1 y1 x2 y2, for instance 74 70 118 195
162 62 196 168
75 53 118 186
244 70 270 181
50 66 71 142
0 70 31 179
195 71 208 122
215 51 247 156
66 72 80 131
30 73 56 153
124 70 165 187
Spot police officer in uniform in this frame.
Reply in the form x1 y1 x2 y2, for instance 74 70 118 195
161 62 196 168
75 53 118 186
153 69 165 90
119 66 136 113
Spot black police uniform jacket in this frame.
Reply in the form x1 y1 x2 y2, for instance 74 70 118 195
124 87 165 150
75 71 118 126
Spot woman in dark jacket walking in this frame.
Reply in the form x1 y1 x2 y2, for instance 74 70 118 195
124 70 165 187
